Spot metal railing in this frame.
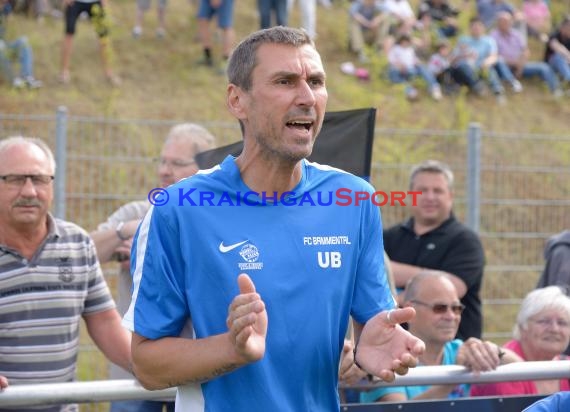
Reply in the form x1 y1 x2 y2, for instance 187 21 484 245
1 361 569 408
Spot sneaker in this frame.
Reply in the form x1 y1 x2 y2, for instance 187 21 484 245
132 26 142 38
12 77 25 89
431 85 442 101
340 61 356 76
156 27 166 38
553 89 564 99
25 77 42 89
511 79 523 93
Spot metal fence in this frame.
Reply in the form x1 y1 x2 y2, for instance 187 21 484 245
1 108 569 410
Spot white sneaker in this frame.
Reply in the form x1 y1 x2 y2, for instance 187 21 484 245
511 79 523 93
132 26 142 38
431 85 442 101
12 77 25 88
553 89 564 99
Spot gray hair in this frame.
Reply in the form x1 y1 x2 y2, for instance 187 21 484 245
409 160 454 190
227 26 315 91
0 136 56 173
513 286 570 340
165 123 216 155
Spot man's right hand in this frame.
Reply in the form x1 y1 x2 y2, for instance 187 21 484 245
226 274 267 363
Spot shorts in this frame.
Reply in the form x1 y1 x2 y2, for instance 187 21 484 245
137 0 167 12
197 0 234 29
64 0 109 37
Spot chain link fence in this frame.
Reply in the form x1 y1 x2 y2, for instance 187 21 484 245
1 108 569 411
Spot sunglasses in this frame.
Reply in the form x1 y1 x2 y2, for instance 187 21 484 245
411 300 465 315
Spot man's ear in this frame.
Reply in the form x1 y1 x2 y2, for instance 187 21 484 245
226 84 247 121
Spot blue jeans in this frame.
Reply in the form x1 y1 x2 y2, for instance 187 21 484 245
0 36 34 81
450 61 503 94
388 64 438 90
500 62 560 93
110 400 175 412
258 0 288 29
548 53 570 83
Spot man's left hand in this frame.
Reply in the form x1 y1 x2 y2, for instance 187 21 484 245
354 307 425 382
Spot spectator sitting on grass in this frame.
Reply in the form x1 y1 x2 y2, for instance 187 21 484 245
0 0 42 89
387 33 442 100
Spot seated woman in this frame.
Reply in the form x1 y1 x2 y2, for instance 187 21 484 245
471 286 570 397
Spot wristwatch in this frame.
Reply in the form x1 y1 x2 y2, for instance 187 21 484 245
115 221 129 241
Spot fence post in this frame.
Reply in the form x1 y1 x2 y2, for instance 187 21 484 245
466 123 481 232
53 106 67 220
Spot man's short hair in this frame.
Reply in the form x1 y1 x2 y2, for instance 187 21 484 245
409 160 454 190
0 136 56 173
227 26 314 92
165 123 216 155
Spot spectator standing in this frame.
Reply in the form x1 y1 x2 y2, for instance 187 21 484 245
0 136 132 411
60 0 120 85
90 123 215 412
258 0 288 30
132 0 168 38
471 286 570 396
383 160 485 340
0 0 42 88
491 11 562 97
197 0 235 73
536 230 570 290
287 0 317 39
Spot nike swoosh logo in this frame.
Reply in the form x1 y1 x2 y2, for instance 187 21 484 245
219 240 249 253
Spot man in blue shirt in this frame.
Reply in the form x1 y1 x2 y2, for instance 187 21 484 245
124 26 424 411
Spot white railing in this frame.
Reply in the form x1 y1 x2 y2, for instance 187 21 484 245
1 361 569 407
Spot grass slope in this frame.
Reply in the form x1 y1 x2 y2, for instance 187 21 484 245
1 0 569 133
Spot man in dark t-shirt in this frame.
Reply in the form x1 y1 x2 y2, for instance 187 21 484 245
384 160 485 340
544 16 570 84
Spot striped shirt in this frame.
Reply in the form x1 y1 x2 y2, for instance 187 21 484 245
0 215 115 412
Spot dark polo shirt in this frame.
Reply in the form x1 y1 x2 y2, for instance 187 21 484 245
384 214 485 340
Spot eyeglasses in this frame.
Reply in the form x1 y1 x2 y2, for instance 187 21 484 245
154 157 196 169
530 318 570 329
411 300 465 315
0 174 54 187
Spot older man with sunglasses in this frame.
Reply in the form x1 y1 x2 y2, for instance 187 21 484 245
361 272 519 402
